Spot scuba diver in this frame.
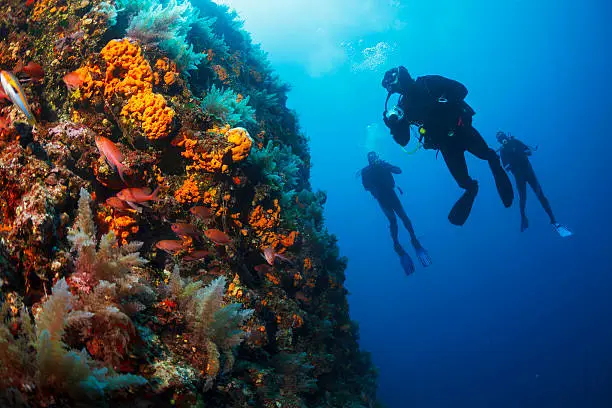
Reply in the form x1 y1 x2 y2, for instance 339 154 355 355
380 66 514 226
496 131 572 237
360 151 432 275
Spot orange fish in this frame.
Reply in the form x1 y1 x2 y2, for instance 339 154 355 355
117 187 160 210
15 61 44 82
204 229 231 245
155 240 186 254
189 206 212 220
105 197 133 211
95 135 129 185
183 250 212 261
171 222 201 239
63 70 85 91
262 247 294 266
254 264 273 275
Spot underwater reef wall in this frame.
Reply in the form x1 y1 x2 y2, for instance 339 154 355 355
0 0 380 406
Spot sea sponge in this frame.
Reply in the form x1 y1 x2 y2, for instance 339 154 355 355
226 127 253 162
100 39 154 98
121 92 175 140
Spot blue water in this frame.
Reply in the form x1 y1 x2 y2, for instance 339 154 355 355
218 0 612 406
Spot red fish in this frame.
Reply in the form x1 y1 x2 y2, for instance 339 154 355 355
155 240 186 254
190 206 212 220
204 229 231 245
117 187 159 207
183 250 212 261
254 264 273 275
105 197 133 211
63 70 85 91
0 88 8 101
262 247 294 266
95 135 128 185
15 61 44 82
171 222 201 239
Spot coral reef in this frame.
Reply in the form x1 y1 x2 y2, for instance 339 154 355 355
0 0 381 406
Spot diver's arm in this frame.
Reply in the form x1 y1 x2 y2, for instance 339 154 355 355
378 160 402 174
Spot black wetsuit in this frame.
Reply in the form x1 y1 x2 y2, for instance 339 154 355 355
500 138 556 225
361 161 418 253
385 75 514 225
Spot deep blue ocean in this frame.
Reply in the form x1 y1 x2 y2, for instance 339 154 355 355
217 1 612 406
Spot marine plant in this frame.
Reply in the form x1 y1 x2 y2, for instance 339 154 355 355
200 84 256 127
125 0 206 72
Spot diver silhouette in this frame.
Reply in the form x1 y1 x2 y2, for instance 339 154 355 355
360 151 431 275
381 66 514 226
496 131 572 237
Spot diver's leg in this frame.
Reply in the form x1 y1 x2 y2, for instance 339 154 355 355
378 199 404 254
515 175 529 231
442 147 479 226
464 126 514 208
389 191 419 246
526 165 556 224
391 192 433 266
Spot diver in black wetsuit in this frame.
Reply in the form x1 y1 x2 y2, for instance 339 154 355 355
361 151 431 274
496 131 572 237
380 66 514 226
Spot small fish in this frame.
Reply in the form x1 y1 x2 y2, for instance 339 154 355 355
190 206 212 220
171 222 201 239
262 247 294 266
155 239 186 254
0 70 36 126
95 135 129 185
116 187 160 210
105 197 133 211
254 263 273 275
63 70 85 91
183 250 212 261
15 61 44 82
204 229 231 245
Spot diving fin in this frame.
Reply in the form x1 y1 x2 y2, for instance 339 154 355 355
492 165 514 208
399 252 415 276
415 247 432 267
521 215 529 232
553 223 573 238
448 183 478 226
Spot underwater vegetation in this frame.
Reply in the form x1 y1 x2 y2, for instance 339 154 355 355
0 0 380 406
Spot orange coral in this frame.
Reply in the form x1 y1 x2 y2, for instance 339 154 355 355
105 214 139 245
100 39 153 98
174 175 202 204
212 64 228 83
75 40 175 140
226 127 252 162
121 92 175 140
155 58 178 86
175 126 252 173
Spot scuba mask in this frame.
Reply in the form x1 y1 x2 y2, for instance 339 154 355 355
382 67 401 93
496 131 510 145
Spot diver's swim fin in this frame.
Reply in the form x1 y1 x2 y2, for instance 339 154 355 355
553 223 573 238
521 215 529 232
448 184 478 226
399 252 415 276
415 247 432 267
492 165 514 207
